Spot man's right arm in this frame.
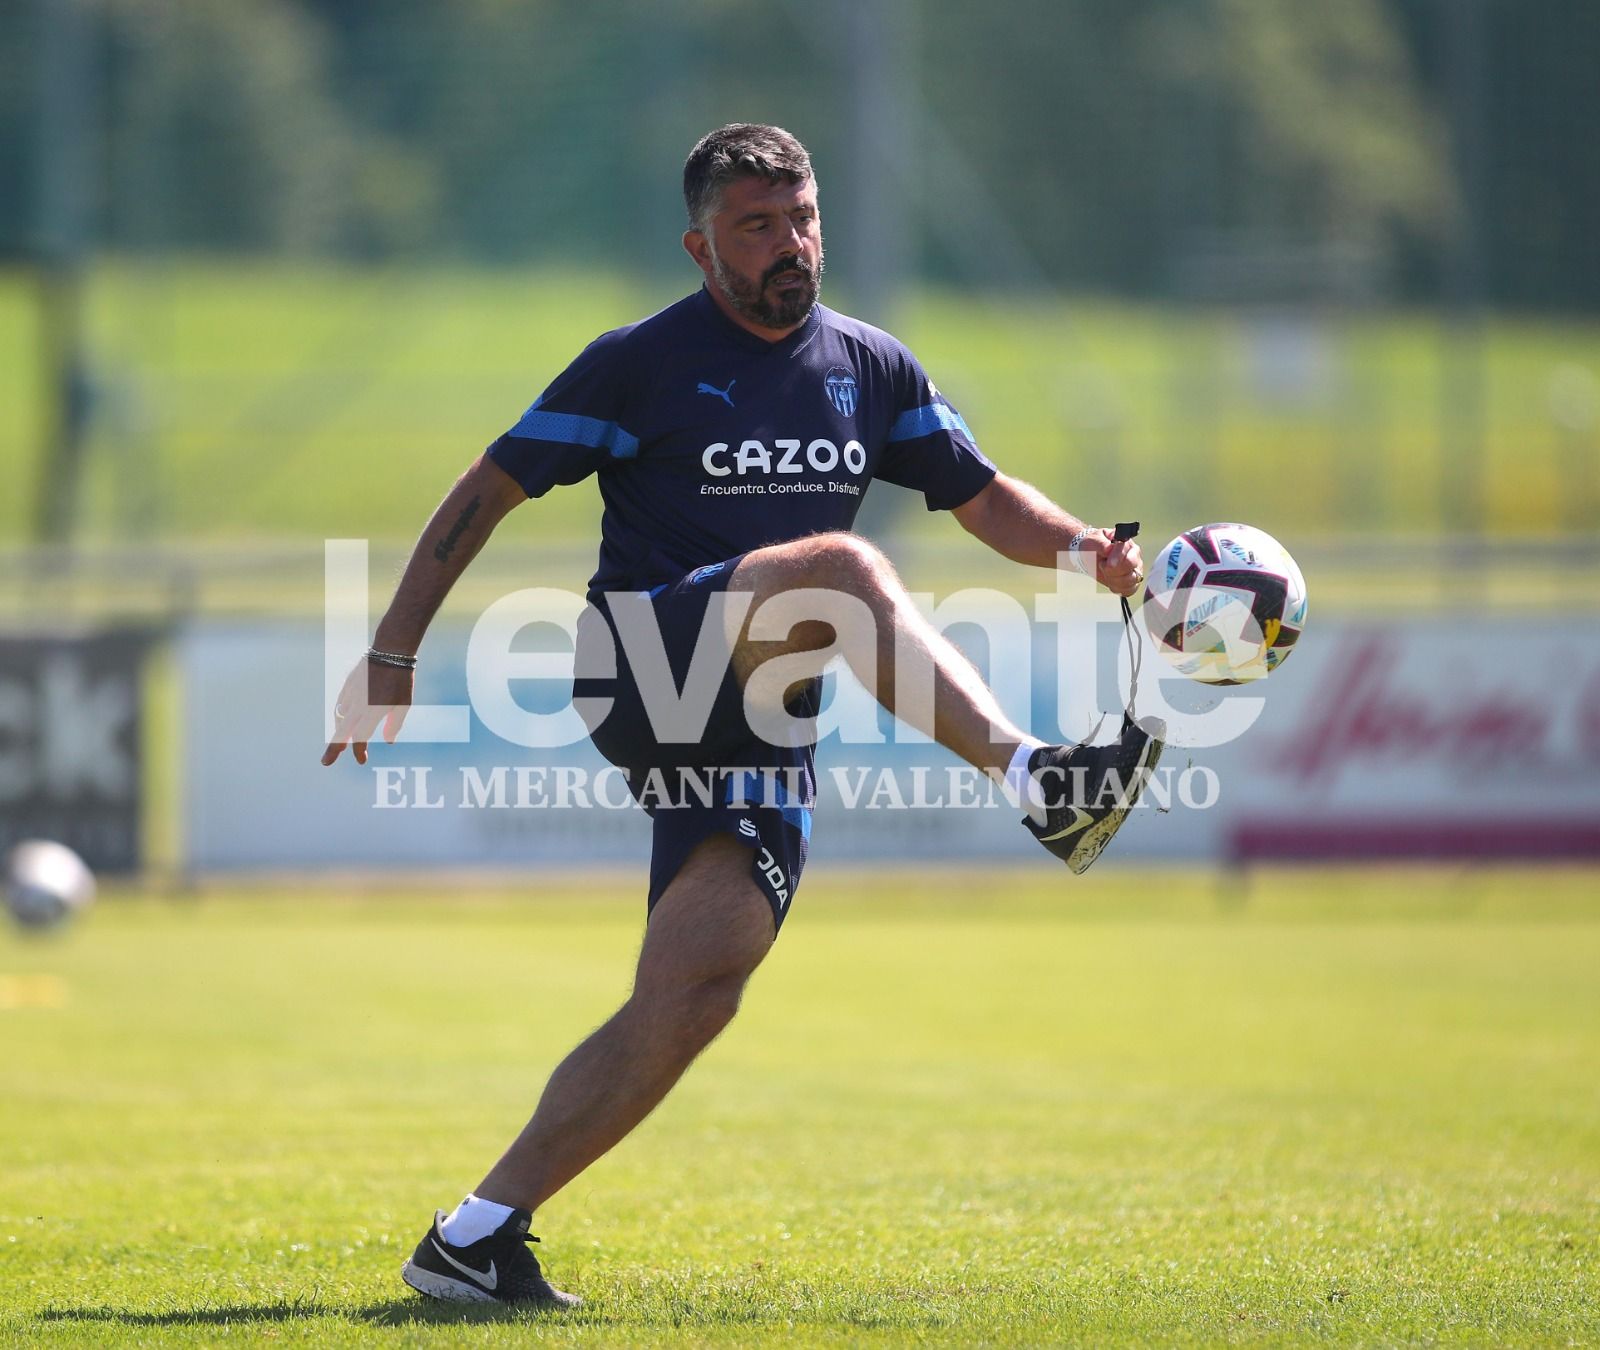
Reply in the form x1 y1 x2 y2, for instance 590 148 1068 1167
321 453 526 766
372 453 527 658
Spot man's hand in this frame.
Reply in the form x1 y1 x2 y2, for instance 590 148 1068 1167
950 476 1147 595
1083 528 1146 598
321 659 414 766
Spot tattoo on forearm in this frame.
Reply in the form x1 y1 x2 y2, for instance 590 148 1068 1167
433 496 482 562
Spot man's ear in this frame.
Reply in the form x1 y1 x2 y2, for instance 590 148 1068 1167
683 229 714 277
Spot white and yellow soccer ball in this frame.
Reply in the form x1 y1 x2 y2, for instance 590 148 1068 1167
1141 523 1308 685
4 840 97 931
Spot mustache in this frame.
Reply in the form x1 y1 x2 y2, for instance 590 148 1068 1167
763 257 815 286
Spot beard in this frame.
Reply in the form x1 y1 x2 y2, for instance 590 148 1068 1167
711 247 823 329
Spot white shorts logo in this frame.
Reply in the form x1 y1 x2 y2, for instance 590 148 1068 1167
755 845 790 909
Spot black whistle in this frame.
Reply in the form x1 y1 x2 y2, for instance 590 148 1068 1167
1112 521 1140 542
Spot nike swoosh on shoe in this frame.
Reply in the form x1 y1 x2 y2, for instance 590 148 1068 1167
1038 805 1094 843
431 1238 497 1291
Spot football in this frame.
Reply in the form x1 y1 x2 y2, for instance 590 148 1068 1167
1140 523 1308 685
4 839 97 931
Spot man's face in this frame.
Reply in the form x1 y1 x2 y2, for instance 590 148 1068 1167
688 175 823 333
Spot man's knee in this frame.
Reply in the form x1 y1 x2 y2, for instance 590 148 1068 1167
801 531 892 590
638 968 750 1049
683 970 748 1042
742 531 891 594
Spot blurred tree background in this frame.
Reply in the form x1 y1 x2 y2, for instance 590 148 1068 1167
5 0 1596 307
0 0 1596 549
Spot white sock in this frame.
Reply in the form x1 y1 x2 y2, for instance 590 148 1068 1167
438 1194 518 1247
1003 738 1049 826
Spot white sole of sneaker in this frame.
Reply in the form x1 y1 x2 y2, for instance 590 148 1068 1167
400 1259 497 1303
1065 733 1165 875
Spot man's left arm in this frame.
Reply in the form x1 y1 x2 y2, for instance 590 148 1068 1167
950 472 1145 598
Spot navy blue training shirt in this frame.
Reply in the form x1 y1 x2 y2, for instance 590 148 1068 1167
487 287 998 597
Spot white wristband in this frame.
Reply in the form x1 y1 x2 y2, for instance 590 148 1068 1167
1066 529 1097 577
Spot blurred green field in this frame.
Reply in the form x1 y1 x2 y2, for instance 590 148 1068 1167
2 262 1598 547
3 867 1598 1346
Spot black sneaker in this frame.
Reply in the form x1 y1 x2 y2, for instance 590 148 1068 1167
400 1208 581 1308
1022 714 1167 874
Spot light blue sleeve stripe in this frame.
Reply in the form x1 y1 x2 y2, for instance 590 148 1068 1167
508 401 639 459
887 402 975 444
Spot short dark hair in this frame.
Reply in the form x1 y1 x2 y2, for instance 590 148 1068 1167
683 123 813 233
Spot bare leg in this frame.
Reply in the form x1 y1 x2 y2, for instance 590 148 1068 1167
474 834 773 1212
474 537 1019 1213
727 532 1027 775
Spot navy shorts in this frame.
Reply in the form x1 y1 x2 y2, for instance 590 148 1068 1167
573 555 816 932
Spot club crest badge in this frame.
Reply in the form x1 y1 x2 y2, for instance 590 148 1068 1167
823 366 859 418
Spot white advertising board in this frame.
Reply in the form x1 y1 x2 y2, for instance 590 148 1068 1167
180 611 1600 873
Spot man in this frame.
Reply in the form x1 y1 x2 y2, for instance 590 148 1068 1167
322 124 1163 1308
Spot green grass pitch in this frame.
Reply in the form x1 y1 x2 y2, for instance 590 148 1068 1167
3 262 1599 546
3 868 1598 1345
